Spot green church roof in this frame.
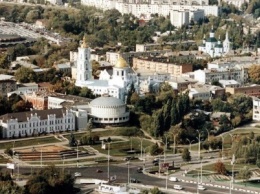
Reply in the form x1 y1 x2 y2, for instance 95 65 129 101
206 37 217 43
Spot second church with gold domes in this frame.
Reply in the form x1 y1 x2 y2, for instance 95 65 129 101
75 37 139 100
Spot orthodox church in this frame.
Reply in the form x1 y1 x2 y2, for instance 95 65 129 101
75 37 139 101
198 27 231 58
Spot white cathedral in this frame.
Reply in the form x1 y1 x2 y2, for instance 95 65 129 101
75 37 139 101
198 27 231 58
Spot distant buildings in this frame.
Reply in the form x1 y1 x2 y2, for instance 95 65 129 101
198 29 231 57
132 57 193 76
253 97 260 121
0 93 130 138
170 8 204 27
75 37 139 100
187 83 225 100
192 66 248 84
0 74 17 96
225 85 260 97
81 0 219 19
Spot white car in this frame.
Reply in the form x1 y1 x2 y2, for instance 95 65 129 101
169 177 178 182
173 185 183 190
198 185 206 190
74 172 82 177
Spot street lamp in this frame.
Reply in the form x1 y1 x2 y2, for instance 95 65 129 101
143 146 150 169
173 134 177 154
107 143 110 180
77 143 79 168
164 135 170 164
230 154 236 194
196 130 201 161
138 137 143 160
196 130 202 183
40 147 43 168
12 140 15 159
206 129 210 141
220 135 225 160
165 166 169 190
186 138 195 151
127 161 130 185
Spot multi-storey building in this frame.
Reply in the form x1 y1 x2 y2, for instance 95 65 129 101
170 8 204 28
225 85 260 97
25 91 48 110
253 97 260 121
133 57 193 76
167 76 197 92
0 74 17 96
193 66 248 84
188 83 225 100
0 109 75 139
81 0 220 18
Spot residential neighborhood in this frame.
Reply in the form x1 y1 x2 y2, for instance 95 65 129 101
0 0 260 193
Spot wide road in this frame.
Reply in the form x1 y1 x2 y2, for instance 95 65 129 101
17 164 249 194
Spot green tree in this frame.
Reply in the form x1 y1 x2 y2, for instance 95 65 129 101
248 64 260 84
14 66 36 83
182 148 191 162
214 160 227 175
149 143 162 156
24 165 75 194
69 132 77 147
150 187 163 194
0 54 10 69
238 166 252 184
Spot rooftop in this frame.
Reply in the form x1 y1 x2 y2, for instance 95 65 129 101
0 108 67 123
0 74 14 80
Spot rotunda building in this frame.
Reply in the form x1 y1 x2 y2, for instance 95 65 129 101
89 96 130 124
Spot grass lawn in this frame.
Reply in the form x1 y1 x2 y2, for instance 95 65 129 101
200 162 257 172
0 136 60 150
92 137 153 156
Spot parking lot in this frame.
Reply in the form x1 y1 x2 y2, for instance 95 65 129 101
0 21 69 45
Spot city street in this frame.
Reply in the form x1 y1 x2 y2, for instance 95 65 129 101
16 165 253 194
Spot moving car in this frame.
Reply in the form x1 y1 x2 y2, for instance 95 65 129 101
96 169 103 173
173 185 183 190
130 178 140 183
136 167 143 173
74 172 81 177
198 185 206 190
169 177 178 182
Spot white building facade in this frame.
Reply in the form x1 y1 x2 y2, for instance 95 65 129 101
75 38 138 101
81 0 219 18
193 67 248 84
170 8 204 28
88 96 130 124
253 97 260 121
0 109 75 139
198 29 231 57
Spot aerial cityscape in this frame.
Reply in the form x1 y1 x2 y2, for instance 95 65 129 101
0 0 260 193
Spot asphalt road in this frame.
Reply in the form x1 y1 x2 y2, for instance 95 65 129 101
16 164 250 194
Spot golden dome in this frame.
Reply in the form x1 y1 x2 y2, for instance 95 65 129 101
115 55 128 68
81 36 88 48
